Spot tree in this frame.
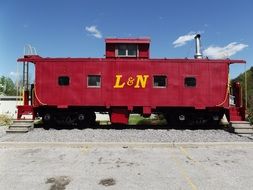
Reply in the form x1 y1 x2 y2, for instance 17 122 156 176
233 67 253 111
0 76 16 96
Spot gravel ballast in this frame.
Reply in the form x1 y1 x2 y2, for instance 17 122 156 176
0 127 253 142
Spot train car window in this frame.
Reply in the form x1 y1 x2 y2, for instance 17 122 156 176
128 44 137 56
153 75 167 87
88 75 101 87
118 44 127 56
58 76 69 86
117 44 137 57
185 77 196 87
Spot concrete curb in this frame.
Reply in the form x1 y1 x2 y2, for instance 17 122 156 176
1 141 253 148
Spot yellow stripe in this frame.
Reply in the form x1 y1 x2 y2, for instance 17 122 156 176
179 146 194 161
171 150 198 190
179 146 208 173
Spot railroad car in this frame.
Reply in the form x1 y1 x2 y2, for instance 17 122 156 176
17 34 246 128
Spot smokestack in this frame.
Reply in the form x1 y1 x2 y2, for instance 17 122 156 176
194 34 203 59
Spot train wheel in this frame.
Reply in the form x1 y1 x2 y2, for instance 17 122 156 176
77 113 85 129
43 124 50 130
86 112 96 127
42 113 53 130
165 113 177 127
77 111 96 128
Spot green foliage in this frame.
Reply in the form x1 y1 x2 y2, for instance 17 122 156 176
247 109 253 125
128 114 167 125
0 76 16 96
233 66 253 122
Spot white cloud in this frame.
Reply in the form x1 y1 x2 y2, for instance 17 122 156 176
173 32 197 47
85 25 102 39
9 71 19 77
203 42 248 59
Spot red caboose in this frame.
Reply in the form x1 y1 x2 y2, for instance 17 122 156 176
17 35 246 127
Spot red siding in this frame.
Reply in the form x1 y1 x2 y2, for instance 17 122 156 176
138 44 149 58
105 43 115 58
105 38 150 59
33 58 230 110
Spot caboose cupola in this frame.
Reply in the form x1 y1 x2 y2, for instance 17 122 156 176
105 38 150 59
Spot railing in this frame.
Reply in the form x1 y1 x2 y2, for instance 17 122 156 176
24 44 37 55
229 95 235 106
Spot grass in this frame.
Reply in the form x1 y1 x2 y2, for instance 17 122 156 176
1 114 166 126
0 114 12 126
128 114 167 125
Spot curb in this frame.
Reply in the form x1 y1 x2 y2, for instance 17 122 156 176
1 141 253 148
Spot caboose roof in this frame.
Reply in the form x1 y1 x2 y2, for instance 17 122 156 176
105 38 150 44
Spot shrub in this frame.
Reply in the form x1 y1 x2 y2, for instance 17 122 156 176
0 114 12 126
247 109 253 125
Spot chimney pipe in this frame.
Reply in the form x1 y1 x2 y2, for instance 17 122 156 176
194 34 203 59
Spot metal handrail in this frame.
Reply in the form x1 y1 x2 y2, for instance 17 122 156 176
23 44 37 55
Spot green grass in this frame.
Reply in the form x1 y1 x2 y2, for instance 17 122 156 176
128 114 167 125
23 114 168 126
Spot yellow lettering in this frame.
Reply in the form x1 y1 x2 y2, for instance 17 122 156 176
126 77 135 86
114 75 125 88
134 75 149 88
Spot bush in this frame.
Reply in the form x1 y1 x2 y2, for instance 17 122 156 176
247 109 253 125
0 114 12 126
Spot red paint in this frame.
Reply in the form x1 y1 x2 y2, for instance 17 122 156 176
229 107 245 121
17 38 246 123
20 58 233 109
229 82 245 121
233 82 242 107
23 90 29 106
105 38 150 59
17 105 34 120
110 108 129 124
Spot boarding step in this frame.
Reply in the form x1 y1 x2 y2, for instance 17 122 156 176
6 120 34 133
230 121 253 134
229 107 245 121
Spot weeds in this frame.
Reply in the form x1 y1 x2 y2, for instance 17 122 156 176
0 114 12 126
247 109 253 125
128 114 167 125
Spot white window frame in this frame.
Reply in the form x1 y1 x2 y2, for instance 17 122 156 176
87 75 101 88
153 75 167 88
116 44 139 57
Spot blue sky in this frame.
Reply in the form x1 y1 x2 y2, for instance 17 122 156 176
0 0 252 80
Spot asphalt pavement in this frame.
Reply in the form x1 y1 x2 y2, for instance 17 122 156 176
1 142 253 190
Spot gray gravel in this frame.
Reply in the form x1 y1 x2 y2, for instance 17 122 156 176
1 127 253 142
